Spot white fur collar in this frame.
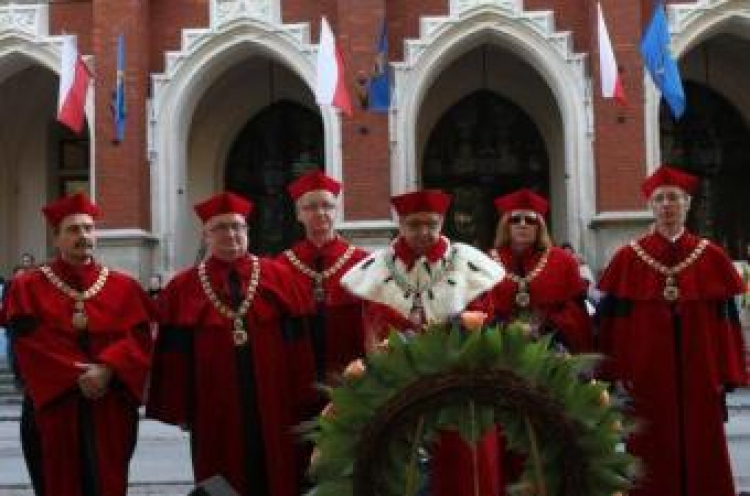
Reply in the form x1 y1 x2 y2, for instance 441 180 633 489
341 239 504 324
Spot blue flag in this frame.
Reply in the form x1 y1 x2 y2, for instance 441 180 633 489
367 20 390 113
640 3 685 119
112 34 126 142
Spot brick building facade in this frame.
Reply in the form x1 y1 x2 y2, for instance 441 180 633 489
0 0 749 282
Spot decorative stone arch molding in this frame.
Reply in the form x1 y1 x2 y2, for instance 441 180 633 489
0 3 94 131
391 0 593 251
149 0 341 272
0 3 98 273
644 0 750 170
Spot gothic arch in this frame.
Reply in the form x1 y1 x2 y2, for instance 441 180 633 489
149 3 339 271
392 1 592 250
644 0 750 169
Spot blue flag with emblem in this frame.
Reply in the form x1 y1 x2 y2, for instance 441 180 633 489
367 19 391 113
112 34 126 142
640 3 685 119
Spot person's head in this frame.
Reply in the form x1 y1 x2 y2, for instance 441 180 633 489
194 192 253 262
642 166 697 237
493 189 552 252
20 252 35 267
287 170 341 246
392 190 451 256
43 193 99 265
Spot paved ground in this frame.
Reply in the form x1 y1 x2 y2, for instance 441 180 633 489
0 406 193 495
1 393 749 495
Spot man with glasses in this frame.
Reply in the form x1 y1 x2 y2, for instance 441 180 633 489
146 192 312 496
276 170 369 486
598 165 747 496
0 193 154 496
341 189 504 496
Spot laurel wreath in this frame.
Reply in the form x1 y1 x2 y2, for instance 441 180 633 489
306 321 638 496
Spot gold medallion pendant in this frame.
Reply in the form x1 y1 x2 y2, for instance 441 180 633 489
515 281 531 308
233 317 248 346
313 278 325 303
71 300 88 331
663 276 680 302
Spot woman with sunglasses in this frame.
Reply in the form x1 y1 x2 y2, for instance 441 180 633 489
488 189 593 353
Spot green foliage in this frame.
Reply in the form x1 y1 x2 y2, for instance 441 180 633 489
306 322 638 496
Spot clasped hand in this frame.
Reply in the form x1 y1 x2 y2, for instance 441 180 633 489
75 362 113 400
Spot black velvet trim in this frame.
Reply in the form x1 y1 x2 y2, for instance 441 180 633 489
282 316 308 343
156 326 193 353
596 295 633 318
6 315 39 337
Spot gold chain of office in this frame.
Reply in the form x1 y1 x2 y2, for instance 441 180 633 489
629 238 709 302
39 264 109 332
490 248 550 308
283 244 357 303
384 246 458 300
198 257 260 346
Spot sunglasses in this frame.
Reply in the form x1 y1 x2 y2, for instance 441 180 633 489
508 214 539 226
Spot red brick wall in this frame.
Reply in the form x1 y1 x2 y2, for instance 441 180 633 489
87 0 152 228
50 3 93 52
51 0 674 226
592 0 648 212
149 0 208 74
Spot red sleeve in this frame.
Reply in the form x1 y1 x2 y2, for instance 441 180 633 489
146 272 194 425
5 276 86 408
260 258 315 317
96 277 155 403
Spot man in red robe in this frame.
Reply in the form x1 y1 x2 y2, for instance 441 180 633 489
0 193 154 496
146 192 312 496
341 189 505 496
276 170 369 485
598 165 747 496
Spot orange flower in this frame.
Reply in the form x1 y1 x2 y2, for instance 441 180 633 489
310 447 322 466
343 358 366 378
322 402 336 418
460 311 488 331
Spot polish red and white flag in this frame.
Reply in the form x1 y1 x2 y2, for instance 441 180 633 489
598 3 626 105
316 17 352 116
57 35 92 133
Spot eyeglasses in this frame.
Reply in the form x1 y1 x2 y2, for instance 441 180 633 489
508 214 539 226
209 222 248 233
300 201 337 212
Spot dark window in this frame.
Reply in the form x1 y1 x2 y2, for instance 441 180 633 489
224 100 324 254
660 81 750 258
422 90 549 249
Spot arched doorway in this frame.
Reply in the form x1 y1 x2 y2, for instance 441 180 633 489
422 90 549 249
224 100 324 254
660 81 750 258
0 59 90 272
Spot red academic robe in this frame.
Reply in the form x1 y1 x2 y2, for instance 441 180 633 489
276 236 369 411
598 231 747 496
276 237 368 488
1 257 154 496
146 254 312 496
488 246 593 353
344 237 503 496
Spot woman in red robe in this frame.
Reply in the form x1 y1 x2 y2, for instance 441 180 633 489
488 189 593 353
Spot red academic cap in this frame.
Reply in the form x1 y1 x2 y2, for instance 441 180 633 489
493 189 548 216
641 165 699 198
42 193 100 228
287 170 341 200
391 190 452 216
194 192 253 223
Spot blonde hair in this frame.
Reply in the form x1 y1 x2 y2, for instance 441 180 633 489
493 212 553 250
